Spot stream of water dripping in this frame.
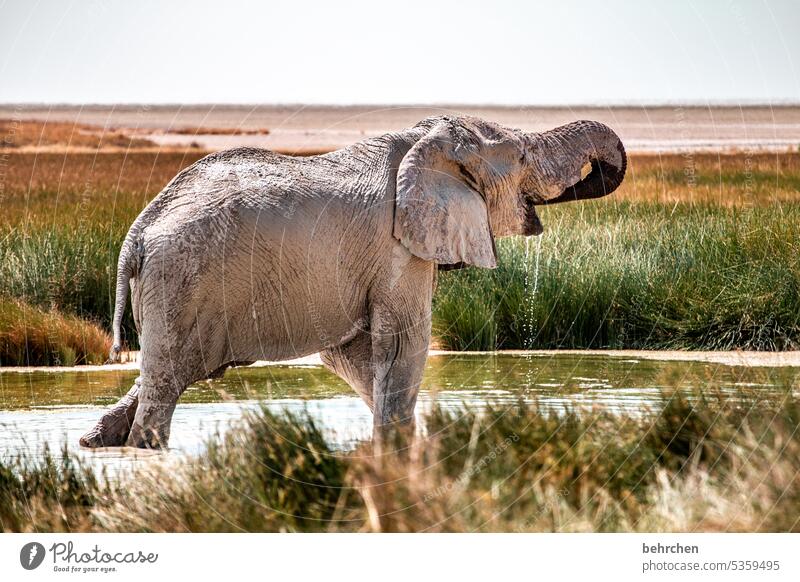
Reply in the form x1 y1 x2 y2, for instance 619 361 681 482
523 236 543 349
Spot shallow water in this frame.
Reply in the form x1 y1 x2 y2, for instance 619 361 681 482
1 353 797 473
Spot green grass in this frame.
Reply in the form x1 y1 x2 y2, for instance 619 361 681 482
434 202 800 350
2 389 799 532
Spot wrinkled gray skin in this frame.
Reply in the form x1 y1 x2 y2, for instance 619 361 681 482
80 116 626 449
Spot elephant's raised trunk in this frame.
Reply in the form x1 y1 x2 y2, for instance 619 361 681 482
527 120 627 205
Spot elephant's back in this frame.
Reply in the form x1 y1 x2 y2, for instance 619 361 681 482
128 146 388 362
146 147 308 216
131 148 322 258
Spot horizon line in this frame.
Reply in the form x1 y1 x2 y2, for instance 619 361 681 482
2 100 800 109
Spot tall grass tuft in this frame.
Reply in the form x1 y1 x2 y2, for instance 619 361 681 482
0 297 111 366
0 227 120 321
98 408 348 532
0 445 109 532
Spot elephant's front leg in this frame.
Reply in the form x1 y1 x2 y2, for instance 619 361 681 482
370 269 433 430
371 304 430 431
79 377 140 447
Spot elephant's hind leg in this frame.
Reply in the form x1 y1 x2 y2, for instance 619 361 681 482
79 377 141 448
320 331 374 411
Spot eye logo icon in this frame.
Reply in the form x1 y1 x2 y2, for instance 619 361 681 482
20 542 46 570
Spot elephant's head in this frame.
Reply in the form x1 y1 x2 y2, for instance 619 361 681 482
394 116 627 268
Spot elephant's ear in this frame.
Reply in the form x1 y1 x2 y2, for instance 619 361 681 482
393 121 497 269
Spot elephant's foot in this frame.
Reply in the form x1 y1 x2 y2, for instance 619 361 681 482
79 423 130 448
79 382 140 448
124 423 169 449
373 418 416 435
124 400 175 449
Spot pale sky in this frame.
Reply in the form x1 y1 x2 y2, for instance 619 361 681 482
1 0 798 104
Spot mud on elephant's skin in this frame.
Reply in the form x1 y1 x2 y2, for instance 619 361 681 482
80 115 626 449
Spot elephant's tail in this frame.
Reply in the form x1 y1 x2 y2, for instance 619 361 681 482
107 235 140 364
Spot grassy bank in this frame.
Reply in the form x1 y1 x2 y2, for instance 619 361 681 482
0 151 798 363
435 202 800 350
2 389 799 532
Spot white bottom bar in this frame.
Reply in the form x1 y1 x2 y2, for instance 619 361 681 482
2 533 797 581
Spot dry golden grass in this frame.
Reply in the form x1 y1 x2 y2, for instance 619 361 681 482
0 151 208 227
1 151 796 226
0 119 157 150
615 151 800 205
0 297 111 366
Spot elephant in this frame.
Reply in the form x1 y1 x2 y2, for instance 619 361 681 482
79 115 626 449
